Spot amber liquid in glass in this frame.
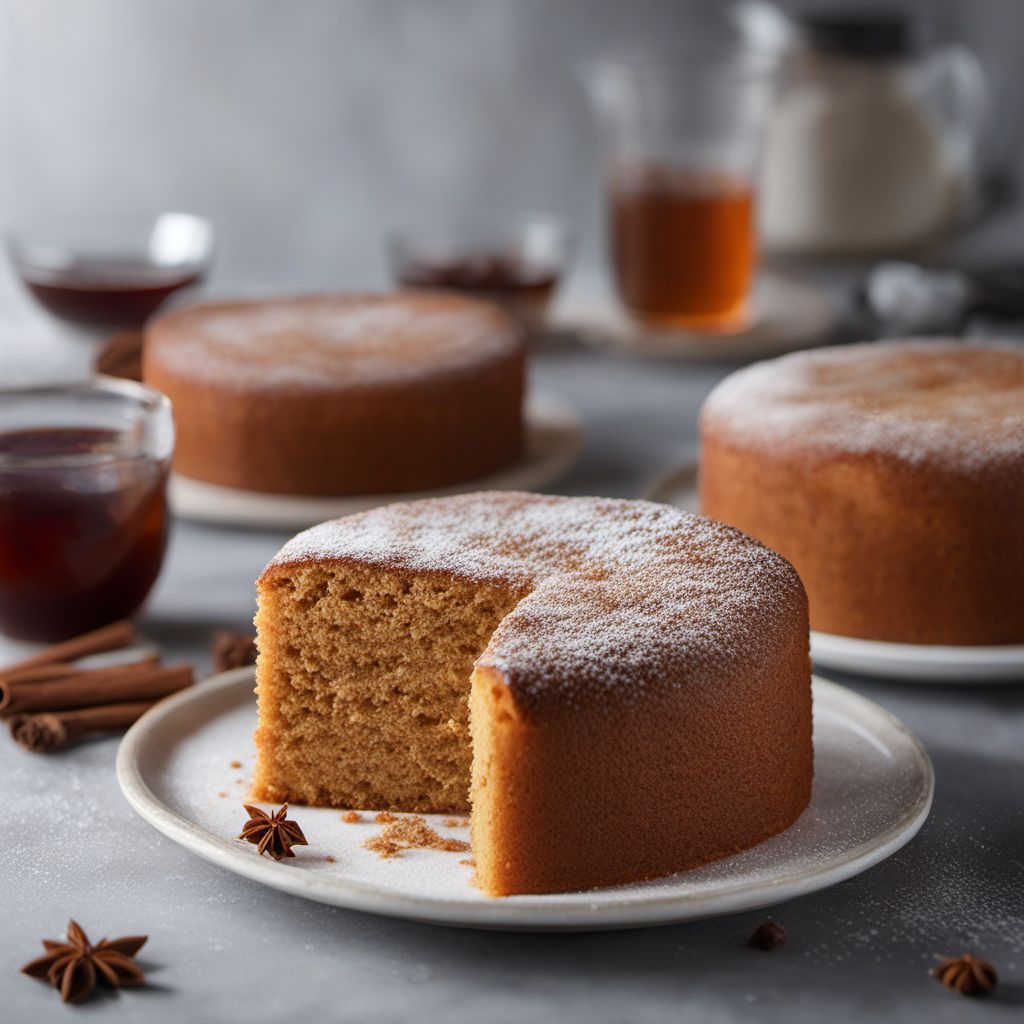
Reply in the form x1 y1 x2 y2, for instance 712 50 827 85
611 165 756 331
0 428 169 641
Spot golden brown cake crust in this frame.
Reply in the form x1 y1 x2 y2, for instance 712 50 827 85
699 339 1024 644
255 492 813 895
143 292 525 495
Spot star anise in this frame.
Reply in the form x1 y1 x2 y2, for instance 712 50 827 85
21 920 147 1003
238 803 308 860
932 953 998 996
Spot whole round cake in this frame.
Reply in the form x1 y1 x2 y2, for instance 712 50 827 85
253 491 812 896
143 292 525 495
700 339 1024 645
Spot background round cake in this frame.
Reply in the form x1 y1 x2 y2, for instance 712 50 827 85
144 291 525 496
699 339 1024 646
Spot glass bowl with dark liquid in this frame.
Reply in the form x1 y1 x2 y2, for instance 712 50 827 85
0 378 174 642
387 217 574 332
7 212 213 331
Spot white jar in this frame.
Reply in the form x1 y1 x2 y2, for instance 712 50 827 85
759 15 985 255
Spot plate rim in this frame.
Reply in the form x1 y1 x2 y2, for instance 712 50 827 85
169 391 583 530
117 670 933 932
810 629 1024 681
555 271 837 363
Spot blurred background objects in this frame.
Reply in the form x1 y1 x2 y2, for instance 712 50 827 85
1 0 1021 304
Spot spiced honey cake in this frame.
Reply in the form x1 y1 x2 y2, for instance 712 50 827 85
143 292 524 495
700 339 1024 645
252 492 813 897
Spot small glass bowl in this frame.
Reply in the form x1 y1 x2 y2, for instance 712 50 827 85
0 377 174 641
387 216 575 332
7 211 214 331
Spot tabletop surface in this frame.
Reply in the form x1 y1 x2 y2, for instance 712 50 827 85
2 263 1023 1024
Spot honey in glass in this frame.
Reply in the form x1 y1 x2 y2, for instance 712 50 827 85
611 165 756 332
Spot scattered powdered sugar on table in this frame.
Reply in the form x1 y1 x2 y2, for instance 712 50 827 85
701 338 1024 473
266 492 807 707
147 292 521 392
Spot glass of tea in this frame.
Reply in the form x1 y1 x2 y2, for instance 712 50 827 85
0 378 174 642
387 217 574 332
583 50 776 333
6 211 213 332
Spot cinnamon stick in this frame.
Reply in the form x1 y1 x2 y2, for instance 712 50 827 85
0 663 77 686
0 663 192 717
1 620 135 676
9 701 157 753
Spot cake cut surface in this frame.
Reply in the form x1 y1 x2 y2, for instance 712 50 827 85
253 492 813 896
700 339 1024 644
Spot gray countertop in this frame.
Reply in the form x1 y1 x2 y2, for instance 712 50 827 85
2 314 1023 1024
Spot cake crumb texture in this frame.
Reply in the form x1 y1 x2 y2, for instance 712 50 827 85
364 815 471 859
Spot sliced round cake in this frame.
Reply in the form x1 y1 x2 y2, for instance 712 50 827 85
252 492 813 896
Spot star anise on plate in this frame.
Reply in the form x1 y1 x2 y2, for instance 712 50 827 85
932 953 998 996
238 803 308 860
21 920 147 1003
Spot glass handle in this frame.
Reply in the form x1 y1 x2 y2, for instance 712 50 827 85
920 45 987 179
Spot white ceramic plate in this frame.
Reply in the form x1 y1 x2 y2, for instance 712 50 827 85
169 393 583 530
645 463 1024 683
808 632 1024 683
117 668 932 932
554 273 836 362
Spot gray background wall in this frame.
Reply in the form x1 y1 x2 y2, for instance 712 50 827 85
1 0 1023 296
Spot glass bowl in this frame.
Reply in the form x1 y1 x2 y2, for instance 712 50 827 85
387 216 574 331
7 211 214 330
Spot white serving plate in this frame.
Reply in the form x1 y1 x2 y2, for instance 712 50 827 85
645 462 1024 683
117 668 932 932
553 272 836 362
169 393 583 530
808 632 1024 683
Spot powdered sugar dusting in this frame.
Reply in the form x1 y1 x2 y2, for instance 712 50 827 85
147 292 522 392
265 492 807 708
701 339 1024 474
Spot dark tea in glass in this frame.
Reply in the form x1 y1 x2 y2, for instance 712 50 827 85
0 379 174 642
8 212 212 330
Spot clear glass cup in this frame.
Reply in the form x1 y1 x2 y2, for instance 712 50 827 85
387 216 575 333
582 50 776 333
0 377 174 641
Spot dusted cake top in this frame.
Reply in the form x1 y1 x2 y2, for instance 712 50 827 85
701 339 1024 473
146 292 522 393
264 492 808 711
